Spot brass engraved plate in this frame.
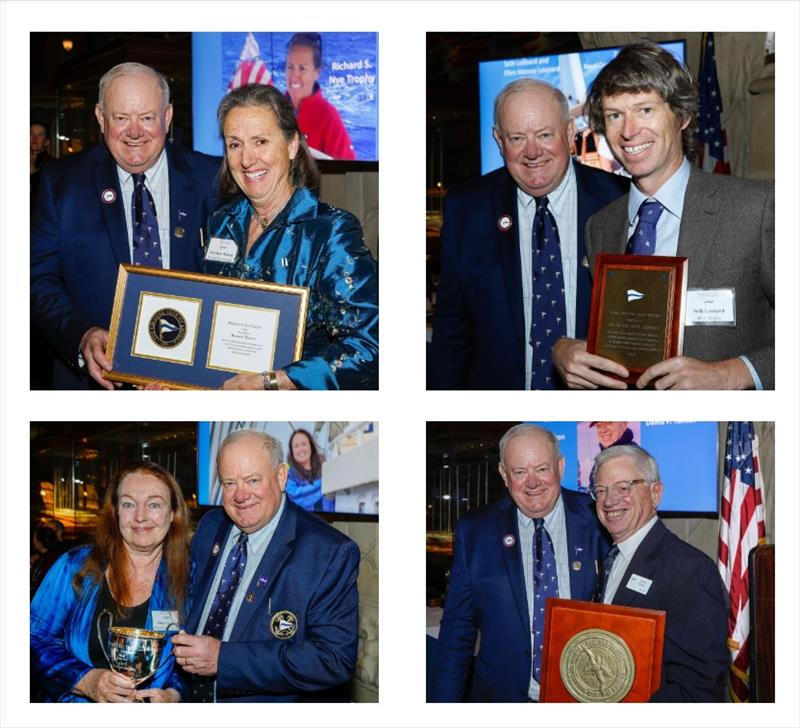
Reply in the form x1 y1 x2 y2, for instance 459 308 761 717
559 628 635 702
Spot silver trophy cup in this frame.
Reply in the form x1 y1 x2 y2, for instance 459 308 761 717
96 609 177 691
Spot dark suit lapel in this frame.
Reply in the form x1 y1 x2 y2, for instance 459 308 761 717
166 144 200 271
613 520 666 608
496 499 530 634
187 517 233 633
228 500 297 641
492 172 526 356
92 146 130 266
561 491 594 599
677 168 716 288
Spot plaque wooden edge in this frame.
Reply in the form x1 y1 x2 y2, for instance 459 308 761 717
586 253 688 385
539 597 666 703
103 264 309 389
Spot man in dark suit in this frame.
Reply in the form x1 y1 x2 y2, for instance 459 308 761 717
172 430 359 702
429 78 629 390
31 62 219 389
591 444 729 701
430 424 610 702
554 41 774 389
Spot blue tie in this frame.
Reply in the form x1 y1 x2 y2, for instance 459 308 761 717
529 196 567 390
203 532 248 639
131 173 163 267
193 533 248 703
594 545 620 602
532 518 559 683
627 199 665 255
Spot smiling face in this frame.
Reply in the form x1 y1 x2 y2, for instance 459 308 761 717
499 431 564 519
594 421 628 448
290 431 313 469
219 435 288 534
285 45 320 108
493 87 574 198
116 472 174 555
601 90 688 197
223 105 299 214
95 72 172 174
594 455 662 543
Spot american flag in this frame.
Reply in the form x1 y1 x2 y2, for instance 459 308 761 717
717 421 766 702
697 32 731 174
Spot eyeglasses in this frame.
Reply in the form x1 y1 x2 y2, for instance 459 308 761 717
589 479 649 500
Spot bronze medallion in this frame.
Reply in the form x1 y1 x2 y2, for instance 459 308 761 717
559 628 635 702
148 308 187 348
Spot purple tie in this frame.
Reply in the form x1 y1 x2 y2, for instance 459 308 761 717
532 518 559 682
529 196 567 390
627 199 665 256
131 173 163 267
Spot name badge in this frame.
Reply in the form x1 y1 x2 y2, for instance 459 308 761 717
684 288 736 327
204 237 239 264
151 610 179 631
625 573 652 595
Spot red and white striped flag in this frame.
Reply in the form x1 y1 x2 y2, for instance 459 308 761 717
717 421 766 702
228 32 272 90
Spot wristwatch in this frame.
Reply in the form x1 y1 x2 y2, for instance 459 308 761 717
262 371 279 390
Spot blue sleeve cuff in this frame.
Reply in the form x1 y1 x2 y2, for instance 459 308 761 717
739 355 763 390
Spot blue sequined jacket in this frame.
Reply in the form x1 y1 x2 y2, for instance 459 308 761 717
204 188 378 389
30 546 185 702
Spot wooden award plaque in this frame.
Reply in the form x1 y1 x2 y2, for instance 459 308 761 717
539 598 665 703
586 254 688 385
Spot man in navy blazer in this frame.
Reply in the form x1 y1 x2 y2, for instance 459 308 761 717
592 444 728 701
172 430 359 702
430 424 611 702
429 78 628 389
30 61 219 389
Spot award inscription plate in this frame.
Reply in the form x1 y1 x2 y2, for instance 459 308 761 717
587 254 688 384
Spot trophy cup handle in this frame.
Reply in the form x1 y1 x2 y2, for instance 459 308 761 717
96 609 115 670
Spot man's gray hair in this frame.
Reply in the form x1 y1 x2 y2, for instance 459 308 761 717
498 423 561 467
216 429 284 473
97 62 171 112
591 444 660 485
493 78 570 132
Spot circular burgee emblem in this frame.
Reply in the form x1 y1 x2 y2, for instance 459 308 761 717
101 188 117 204
148 308 187 348
502 533 516 548
497 214 513 232
559 628 635 702
270 610 298 640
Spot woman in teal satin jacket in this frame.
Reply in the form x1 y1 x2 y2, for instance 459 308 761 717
206 83 378 390
30 463 190 702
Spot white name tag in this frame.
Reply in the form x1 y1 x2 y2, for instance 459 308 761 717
684 288 736 326
625 573 653 595
151 610 179 631
204 237 239 264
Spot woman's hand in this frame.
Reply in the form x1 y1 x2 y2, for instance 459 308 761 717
74 668 137 702
220 370 296 390
135 687 181 703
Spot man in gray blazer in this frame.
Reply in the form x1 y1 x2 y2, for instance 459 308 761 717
553 41 774 390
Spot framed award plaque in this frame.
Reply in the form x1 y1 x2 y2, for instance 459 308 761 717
539 598 665 703
586 254 688 385
104 265 308 389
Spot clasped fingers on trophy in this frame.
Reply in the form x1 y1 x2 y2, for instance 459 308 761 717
171 630 221 676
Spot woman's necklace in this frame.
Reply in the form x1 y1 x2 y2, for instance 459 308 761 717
253 188 294 230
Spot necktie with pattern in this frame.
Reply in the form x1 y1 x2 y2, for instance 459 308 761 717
532 518 559 683
193 532 248 702
131 173 163 267
626 199 665 256
529 196 567 389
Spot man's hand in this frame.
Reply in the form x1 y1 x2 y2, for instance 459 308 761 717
171 631 221 676
552 338 629 389
221 370 296 390
636 356 755 390
79 327 118 390
135 687 181 702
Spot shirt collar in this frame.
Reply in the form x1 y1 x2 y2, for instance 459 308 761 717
615 514 659 561
516 160 574 211
516 490 563 530
230 492 287 550
116 147 167 187
627 156 690 225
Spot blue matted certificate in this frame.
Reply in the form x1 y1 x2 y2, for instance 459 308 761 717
105 265 308 389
